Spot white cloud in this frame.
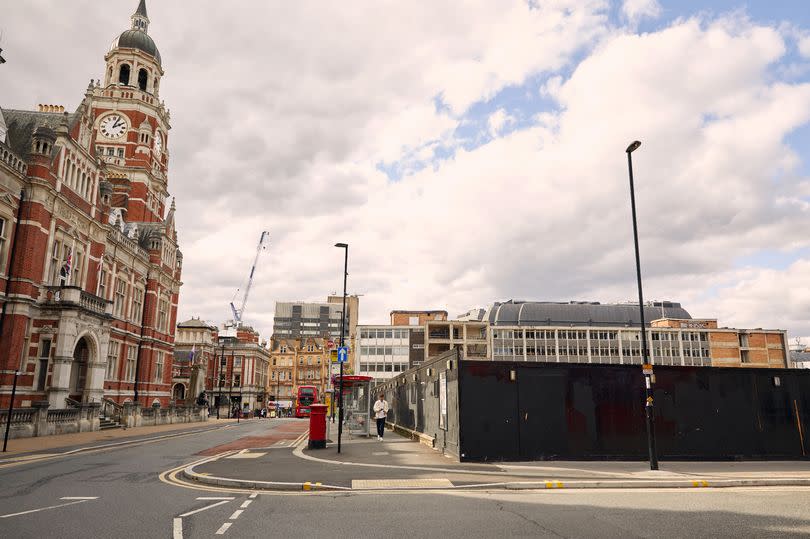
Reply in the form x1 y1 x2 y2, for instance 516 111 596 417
487 109 515 137
621 0 662 24
799 34 810 58
2 2 810 343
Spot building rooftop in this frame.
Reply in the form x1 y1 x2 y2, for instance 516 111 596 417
487 300 692 327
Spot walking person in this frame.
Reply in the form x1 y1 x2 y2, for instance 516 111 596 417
373 393 389 441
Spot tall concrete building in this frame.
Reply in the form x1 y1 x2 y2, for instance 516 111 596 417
0 1 183 409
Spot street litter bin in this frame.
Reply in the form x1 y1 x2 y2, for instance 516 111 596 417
308 404 327 449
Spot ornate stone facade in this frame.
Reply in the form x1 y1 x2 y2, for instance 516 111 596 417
0 1 183 409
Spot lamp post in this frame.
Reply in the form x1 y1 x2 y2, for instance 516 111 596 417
2 371 19 452
625 140 658 471
217 341 224 419
334 242 348 454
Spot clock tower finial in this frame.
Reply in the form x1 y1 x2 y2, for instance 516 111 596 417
131 0 149 33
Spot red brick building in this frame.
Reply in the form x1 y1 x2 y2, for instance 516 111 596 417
0 1 183 409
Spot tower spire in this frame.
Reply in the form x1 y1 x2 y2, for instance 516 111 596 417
131 0 149 33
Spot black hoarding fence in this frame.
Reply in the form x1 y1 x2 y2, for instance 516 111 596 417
458 362 810 462
374 349 460 458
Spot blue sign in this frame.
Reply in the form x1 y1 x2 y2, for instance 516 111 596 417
337 347 349 364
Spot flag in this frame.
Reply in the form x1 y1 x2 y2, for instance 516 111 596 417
189 344 196 364
60 247 73 283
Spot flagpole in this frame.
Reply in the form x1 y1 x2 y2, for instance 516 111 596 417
67 235 77 286
95 252 105 297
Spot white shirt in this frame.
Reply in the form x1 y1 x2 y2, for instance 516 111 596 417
373 399 389 419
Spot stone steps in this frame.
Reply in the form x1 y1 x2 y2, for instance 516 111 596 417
99 416 122 430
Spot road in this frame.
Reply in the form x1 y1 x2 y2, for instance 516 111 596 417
1 419 809 538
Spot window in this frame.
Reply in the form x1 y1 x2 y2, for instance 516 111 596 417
234 357 242 368
131 287 144 322
119 64 130 85
37 338 52 390
106 342 119 380
158 298 168 332
125 345 137 381
0 218 7 273
113 278 127 317
154 351 164 382
138 68 148 91
280 346 287 353
48 240 61 285
117 148 124 158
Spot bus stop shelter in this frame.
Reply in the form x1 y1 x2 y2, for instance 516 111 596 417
331 375 374 438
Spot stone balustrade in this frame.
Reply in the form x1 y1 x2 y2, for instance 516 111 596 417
1 401 208 440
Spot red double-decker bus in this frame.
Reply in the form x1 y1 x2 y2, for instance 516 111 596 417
295 385 319 418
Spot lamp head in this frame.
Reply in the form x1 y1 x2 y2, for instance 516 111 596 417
334 242 348 248
626 140 641 153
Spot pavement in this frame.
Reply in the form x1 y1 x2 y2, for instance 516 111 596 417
182 424 810 492
2 417 810 538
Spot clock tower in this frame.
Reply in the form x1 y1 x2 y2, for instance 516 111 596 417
93 0 169 224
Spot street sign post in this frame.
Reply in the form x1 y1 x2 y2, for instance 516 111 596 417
337 346 348 364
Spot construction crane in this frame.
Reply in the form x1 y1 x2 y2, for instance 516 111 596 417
229 231 270 327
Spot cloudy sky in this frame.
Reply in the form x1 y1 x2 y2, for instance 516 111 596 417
2 0 809 344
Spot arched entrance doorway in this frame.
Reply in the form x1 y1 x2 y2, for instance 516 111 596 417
173 383 186 402
69 337 90 401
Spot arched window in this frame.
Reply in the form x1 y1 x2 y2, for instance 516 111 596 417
138 69 148 91
119 64 131 85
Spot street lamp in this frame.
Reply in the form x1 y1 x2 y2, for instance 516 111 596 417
625 140 658 471
334 242 348 454
217 340 225 419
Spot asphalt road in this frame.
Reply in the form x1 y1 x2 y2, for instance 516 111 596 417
2 419 810 538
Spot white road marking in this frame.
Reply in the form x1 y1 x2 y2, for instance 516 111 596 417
0 499 93 519
173 517 183 539
226 449 266 459
60 496 99 500
196 497 235 500
179 500 231 517
249 493 257 499
229 509 243 519
215 523 232 534
240 500 252 509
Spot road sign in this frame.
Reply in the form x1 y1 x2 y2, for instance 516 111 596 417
337 346 349 364
327 339 335 349
330 350 338 363
642 363 653 375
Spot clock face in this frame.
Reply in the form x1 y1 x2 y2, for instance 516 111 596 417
100 114 127 139
154 132 163 154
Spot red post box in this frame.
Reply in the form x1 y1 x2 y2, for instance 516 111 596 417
308 404 328 449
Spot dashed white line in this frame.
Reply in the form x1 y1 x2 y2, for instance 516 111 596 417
173 517 183 539
216 523 232 534
196 497 235 501
249 493 257 499
60 496 99 500
229 509 243 519
240 500 252 509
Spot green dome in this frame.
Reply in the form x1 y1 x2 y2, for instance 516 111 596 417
110 29 161 65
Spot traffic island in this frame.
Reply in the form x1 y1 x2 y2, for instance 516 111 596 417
176 433 810 493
